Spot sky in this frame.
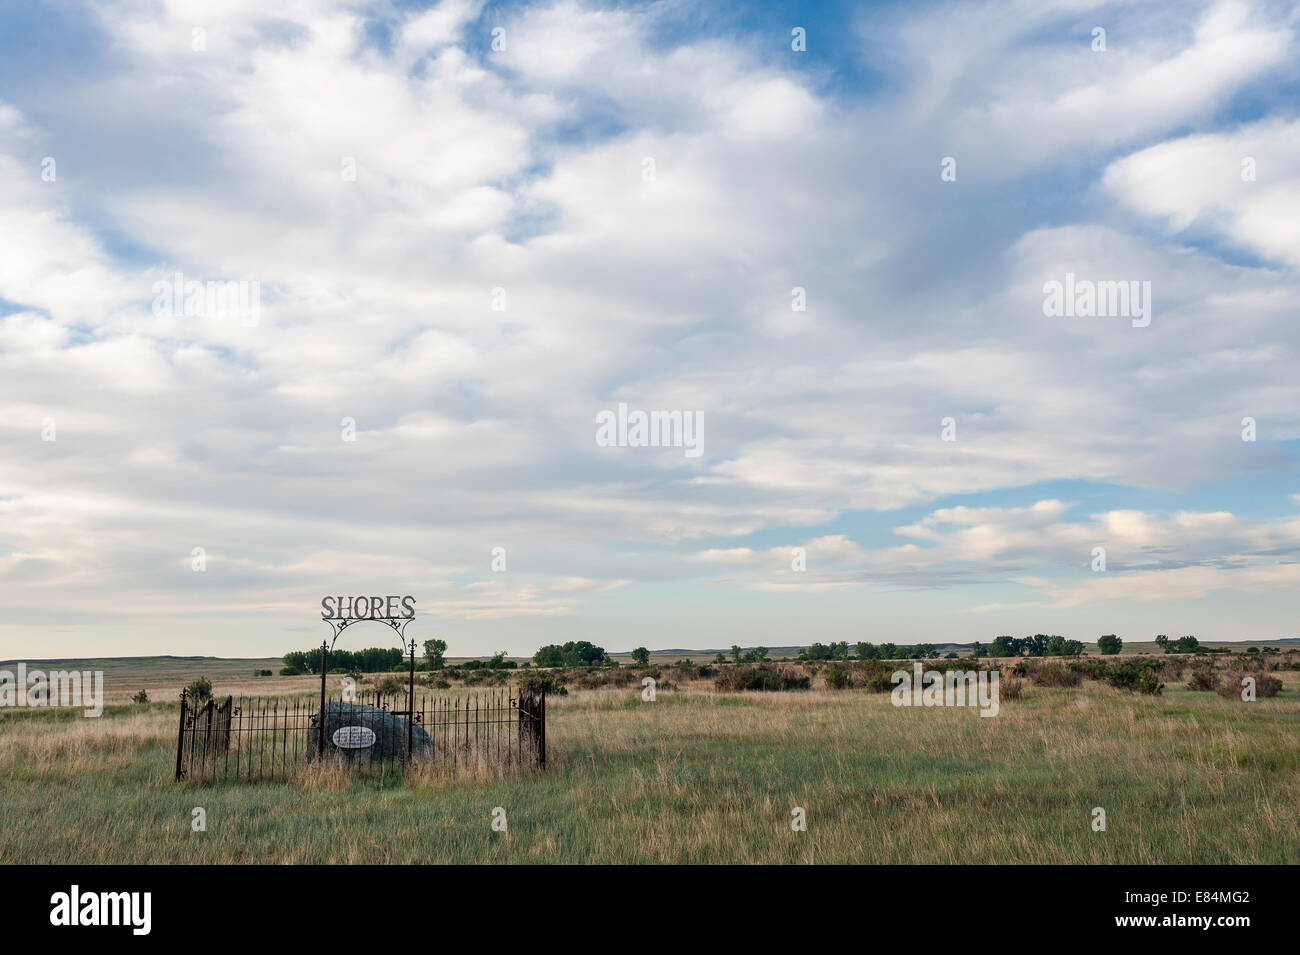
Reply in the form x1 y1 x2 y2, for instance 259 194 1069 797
1 0 1299 660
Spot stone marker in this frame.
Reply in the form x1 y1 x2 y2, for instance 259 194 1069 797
307 701 432 763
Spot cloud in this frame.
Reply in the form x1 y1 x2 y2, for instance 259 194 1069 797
1 0 1298 653
1104 116 1300 267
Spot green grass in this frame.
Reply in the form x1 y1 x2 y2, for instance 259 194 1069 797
1 674 1297 864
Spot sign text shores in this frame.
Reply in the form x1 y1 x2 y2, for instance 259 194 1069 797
321 595 416 621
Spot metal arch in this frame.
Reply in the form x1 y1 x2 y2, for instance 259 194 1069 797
323 613 414 651
317 613 420 762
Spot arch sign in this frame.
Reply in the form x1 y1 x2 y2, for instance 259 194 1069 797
316 594 421 759
321 594 417 640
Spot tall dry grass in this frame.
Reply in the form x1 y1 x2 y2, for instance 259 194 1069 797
1 666 1297 863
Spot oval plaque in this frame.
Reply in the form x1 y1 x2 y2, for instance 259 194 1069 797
332 725 377 749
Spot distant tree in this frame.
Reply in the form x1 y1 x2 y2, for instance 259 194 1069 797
283 650 314 674
987 635 1018 657
534 645 566 668
1097 634 1123 655
1155 634 1170 652
532 641 608 668
878 642 899 659
731 645 744 663
800 642 848 661
713 652 727 664
423 638 447 670
284 646 403 673
1025 634 1050 657
132 689 149 704
631 647 651 666
912 643 937 659
855 642 878 660
971 641 983 658
746 646 769 662
575 640 612 665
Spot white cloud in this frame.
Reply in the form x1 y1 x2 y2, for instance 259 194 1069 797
1105 117 1300 267
1 0 1298 653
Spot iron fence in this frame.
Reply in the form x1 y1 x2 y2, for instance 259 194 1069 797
175 687 545 782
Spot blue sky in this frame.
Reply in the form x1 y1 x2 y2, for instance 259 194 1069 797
1 0 1299 659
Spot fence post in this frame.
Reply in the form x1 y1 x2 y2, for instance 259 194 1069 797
407 639 415 760
318 640 328 759
538 689 546 768
174 687 187 781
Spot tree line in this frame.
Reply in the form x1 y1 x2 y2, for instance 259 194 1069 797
798 635 1094 661
281 632 1233 677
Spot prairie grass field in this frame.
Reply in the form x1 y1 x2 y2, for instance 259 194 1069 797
1 657 1297 864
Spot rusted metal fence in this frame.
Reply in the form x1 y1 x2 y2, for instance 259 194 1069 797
175 686 545 782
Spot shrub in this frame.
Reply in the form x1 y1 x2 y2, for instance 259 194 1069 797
1187 662 1217 691
1153 658 1186 680
1081 658 1109 681
1106 661 1163 695
1214 677 1238 699
858 663 897 693
279 665 300 676
518 670 568 695
132 689 149 704
1258 675 1284 698
185 676 212 703
1134 667 1165 696
824 664 851 690
715 664 811 692
1031 662 1082 688
574 669 620 689
1217 673 1283 699
374 675 404 695
1000 676 1025 700
1235 654 1268 673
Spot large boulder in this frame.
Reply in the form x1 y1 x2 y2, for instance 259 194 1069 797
307 702 432 763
